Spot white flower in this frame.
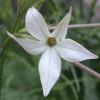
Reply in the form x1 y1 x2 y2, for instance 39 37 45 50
7 6 98 97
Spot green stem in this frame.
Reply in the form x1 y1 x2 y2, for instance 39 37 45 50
0 38 10 57
70 66 80 92
0 38 10 99
0 47 8 99
79 0 84 18
0 61 3 98
88 0 97 22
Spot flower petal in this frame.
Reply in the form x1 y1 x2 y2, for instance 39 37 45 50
56 39 98 62
7 32 47 55
52 7 72 40
25 6 50 40
39 47 61 96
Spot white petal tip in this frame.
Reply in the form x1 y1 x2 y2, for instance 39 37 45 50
89 52 99 59
43 93 48 97
6 31 14 38
92 54 99 59
43 90 50 97
42 85 51 97
81 53 99 61
68 6 72 14
81 54 99 61
69 6 72 12
6 31 17 40
6 31 10 36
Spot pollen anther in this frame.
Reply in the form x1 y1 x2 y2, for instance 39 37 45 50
47 37 56 47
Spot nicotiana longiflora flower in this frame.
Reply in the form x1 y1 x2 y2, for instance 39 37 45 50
7 6 98 97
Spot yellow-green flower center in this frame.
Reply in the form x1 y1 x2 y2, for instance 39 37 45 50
47 37 56 47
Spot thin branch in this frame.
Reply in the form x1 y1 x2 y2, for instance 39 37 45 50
49 23 100 30
73 62 100 79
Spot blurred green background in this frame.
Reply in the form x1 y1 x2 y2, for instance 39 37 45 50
0 0 100 100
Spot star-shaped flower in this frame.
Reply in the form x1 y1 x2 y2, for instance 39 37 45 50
7 6 98 96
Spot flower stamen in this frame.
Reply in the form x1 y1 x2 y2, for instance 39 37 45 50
47 37 56 47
